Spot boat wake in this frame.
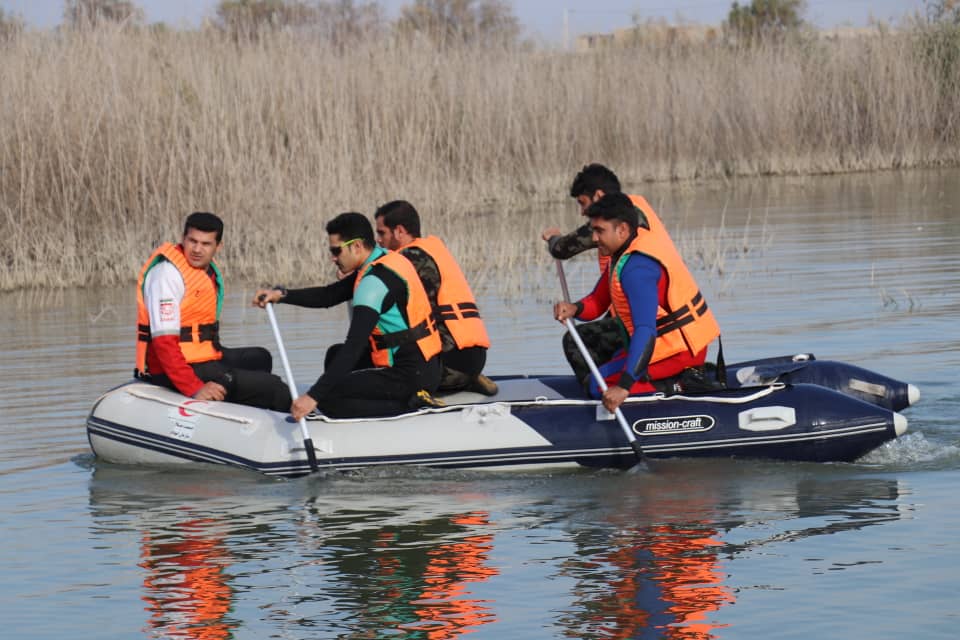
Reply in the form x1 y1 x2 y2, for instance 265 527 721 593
859 432 960 466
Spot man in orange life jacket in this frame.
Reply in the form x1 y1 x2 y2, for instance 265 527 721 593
553 193 721 413
373 200 498 396
545 164 724 397
136 212 291 411
543 164 655 387
253 212 443 419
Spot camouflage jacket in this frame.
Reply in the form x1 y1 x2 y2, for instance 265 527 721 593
546 221 596 260
399 245 456 352
547 207 649 260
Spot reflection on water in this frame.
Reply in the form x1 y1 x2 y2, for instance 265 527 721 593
140 518 234 640
324 508 499 637
134 506 500 639
85 462 908 638
553 462 909 639
88 467 507 638
561 523 734 639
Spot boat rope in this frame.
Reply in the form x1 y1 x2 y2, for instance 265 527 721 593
306 384 788 423
621 383 785 406
124 387 253 424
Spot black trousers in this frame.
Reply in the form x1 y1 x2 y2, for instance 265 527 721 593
317 343 442 418
438 346 487 390
151 346 292 412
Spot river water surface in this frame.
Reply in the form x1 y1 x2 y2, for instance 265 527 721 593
2 169 959 638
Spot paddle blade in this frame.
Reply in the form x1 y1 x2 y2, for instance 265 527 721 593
303 436 319 472
624 442 650 473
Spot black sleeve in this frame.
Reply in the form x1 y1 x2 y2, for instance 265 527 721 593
306 304 380 401
281 272 357 308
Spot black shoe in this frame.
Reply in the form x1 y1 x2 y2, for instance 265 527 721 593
408 389 446 410
676 366 727 393
439 368 470 391
465 374 498 396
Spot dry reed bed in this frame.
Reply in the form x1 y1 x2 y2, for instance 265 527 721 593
1 27 957 291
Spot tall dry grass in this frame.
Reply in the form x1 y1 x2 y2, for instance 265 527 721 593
1 26 958 291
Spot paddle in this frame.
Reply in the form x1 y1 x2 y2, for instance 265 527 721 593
555 257 572 305
265 302 319 473
556 259 646 464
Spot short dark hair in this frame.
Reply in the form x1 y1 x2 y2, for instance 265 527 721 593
325 212 375 248
374 200 422 238
584 192 639 228
569 164 622 198
184 212 224 242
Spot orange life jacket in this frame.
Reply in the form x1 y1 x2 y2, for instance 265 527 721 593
135 242 223 373
406 235 490 350
354 250 442 367
609 223 720 364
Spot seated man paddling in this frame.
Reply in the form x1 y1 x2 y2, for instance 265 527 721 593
553 193 721 413
254 212 443 420
374 200 497 396
542 163 700 389
135 212 291 411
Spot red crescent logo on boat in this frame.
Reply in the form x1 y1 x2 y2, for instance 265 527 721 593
179 400 203 417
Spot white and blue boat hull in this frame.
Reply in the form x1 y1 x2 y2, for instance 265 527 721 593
87 367 910 478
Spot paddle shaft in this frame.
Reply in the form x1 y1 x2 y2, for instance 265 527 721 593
555 258 572 305
266 303 319 472
564 317 645 460
556 259 645 461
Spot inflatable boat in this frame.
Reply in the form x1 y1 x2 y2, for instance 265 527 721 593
86 354 917 478
724 353 918 412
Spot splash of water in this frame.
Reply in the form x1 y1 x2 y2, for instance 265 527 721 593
860 432 960 466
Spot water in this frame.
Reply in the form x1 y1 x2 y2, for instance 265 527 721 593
2 169 959 638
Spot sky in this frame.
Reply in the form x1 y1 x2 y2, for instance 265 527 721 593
1 0 929 44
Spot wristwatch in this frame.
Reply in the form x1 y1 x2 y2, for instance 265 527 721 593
274 285 288 299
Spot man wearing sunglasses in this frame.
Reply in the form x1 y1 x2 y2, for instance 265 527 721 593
374 200 498 397
254 212 442 419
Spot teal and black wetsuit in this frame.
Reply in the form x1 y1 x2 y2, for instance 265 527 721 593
280 248 441 418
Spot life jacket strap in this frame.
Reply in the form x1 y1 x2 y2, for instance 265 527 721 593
178 321 220 343
657 290 709 336
137 322 219 343
372 319 432 350
436 301 481 322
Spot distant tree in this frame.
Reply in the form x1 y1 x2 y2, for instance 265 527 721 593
214 0 384 44
396 0 520 47
0 8 25 42
724 0 806 44
316 0 386 47
63 0 144 29
915 0 960 95
924 0 960 24
214 0 317 40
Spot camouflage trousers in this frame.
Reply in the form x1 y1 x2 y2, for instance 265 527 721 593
561 315 626 390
